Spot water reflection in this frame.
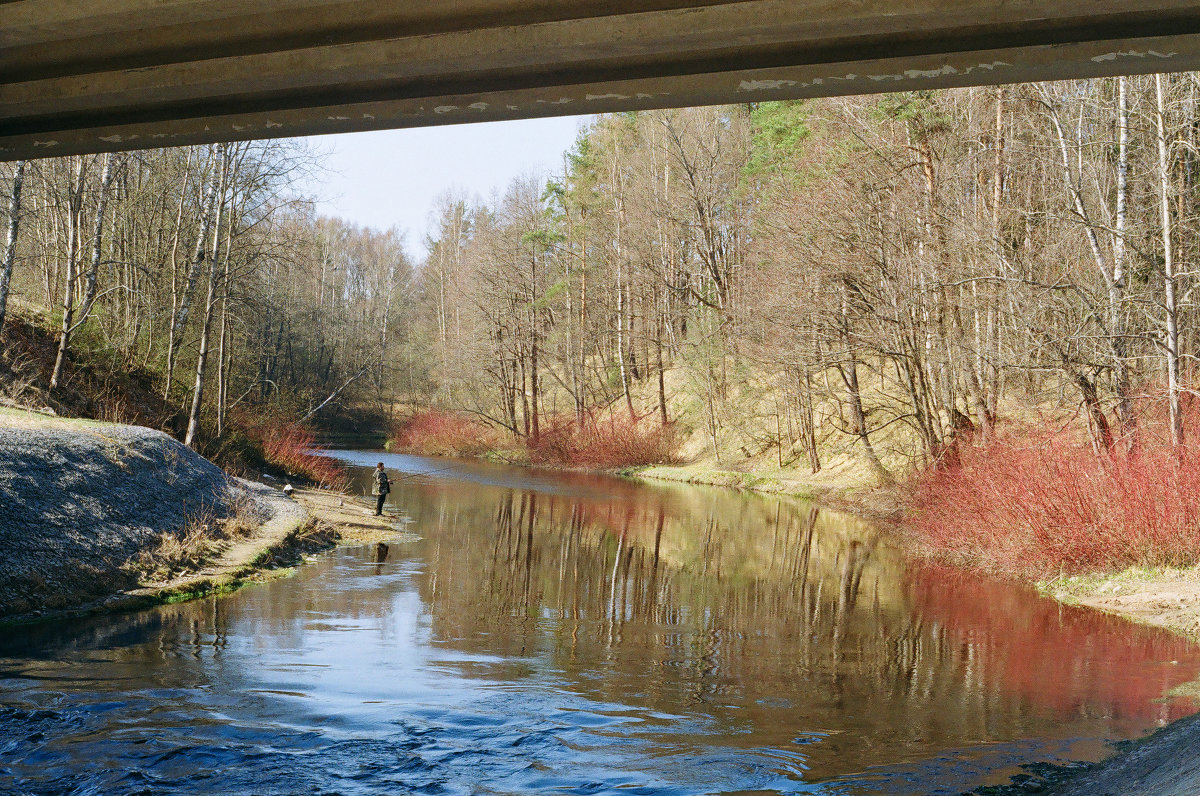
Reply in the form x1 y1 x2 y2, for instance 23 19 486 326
385 466 1200 784
1 452 1198 795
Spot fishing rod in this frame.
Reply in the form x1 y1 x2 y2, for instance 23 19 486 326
388 463 461 481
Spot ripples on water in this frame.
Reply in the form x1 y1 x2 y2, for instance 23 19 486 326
2 452 1199 795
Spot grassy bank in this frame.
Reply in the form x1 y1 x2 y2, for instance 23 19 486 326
620 463 903 520
387 400 900 515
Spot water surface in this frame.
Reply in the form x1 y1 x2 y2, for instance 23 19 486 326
3 452 1199 795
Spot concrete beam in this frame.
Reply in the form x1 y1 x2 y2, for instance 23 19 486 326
3 1 1200 159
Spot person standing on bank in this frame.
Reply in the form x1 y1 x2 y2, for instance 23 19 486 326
371 462 391 516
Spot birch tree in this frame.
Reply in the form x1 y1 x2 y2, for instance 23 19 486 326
0 160 26 335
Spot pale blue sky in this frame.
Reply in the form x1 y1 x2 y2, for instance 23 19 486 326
305 115 591 261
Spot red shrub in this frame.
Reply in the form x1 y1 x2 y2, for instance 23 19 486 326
234 409 348 490
391 409 499 457
528 411 680 469
908 422 1200 578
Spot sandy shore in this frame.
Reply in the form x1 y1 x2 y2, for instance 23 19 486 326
1044 567 1200 640
292 487 418 544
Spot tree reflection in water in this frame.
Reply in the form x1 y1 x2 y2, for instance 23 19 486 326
398 473 1200 781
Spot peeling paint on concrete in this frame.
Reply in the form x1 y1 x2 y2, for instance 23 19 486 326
854 60 1010 83
99 135 124 143
468 101 489 110
33 141 60 148
434 105 458 113
738 78 798 91
967 61 1011 72
901 64 960 80
264 120 283 128
586 92 631 101
1092 49 1179 62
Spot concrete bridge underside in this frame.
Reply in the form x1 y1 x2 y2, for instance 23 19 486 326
4 0 1200 159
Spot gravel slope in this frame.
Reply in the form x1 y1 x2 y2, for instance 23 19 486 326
1049 712 1200 796
0 419 278 616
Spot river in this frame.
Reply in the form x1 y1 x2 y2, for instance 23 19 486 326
2 451 1199 795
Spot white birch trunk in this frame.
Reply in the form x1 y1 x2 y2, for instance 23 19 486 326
0 160 26 334
1155 74 1184 448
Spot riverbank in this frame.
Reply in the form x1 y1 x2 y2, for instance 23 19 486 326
622 462 903 520
4 487 330 628
0 408 316 625
631 463 1200 796
496 449 1200 794
622 461 1200 644
1041 567 1200 640
292 487 418 544
624 474 1200 652
1047 712 1200 796
394 445 1200 639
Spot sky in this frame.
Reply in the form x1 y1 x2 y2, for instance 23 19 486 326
304 115 591 262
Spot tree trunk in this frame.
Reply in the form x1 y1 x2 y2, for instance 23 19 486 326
165 148 220 398
74 154 115 327
0 160 26 335
1112 76 1137 446
1155 74 1184 449
49 157 86 392
184 148 228 447
656 318 668 426
530 324 541 441
840 353 891 483
800 365 820 473
215 202 234 438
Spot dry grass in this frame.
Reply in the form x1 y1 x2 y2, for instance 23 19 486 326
126 499 261 583
248 518 339 569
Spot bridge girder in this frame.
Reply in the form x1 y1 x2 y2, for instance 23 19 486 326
3 1 1200 159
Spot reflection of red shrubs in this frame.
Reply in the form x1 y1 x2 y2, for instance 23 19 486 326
908 423 1200 577
907 562 1200 726
234 409 348 490
528 412 680 469
391 409 499 457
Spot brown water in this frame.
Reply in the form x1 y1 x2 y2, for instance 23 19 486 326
2 451 1199 795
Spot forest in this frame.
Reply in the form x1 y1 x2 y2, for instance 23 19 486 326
410 76 1198 476
3 75 1200 573
0 138 414 472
